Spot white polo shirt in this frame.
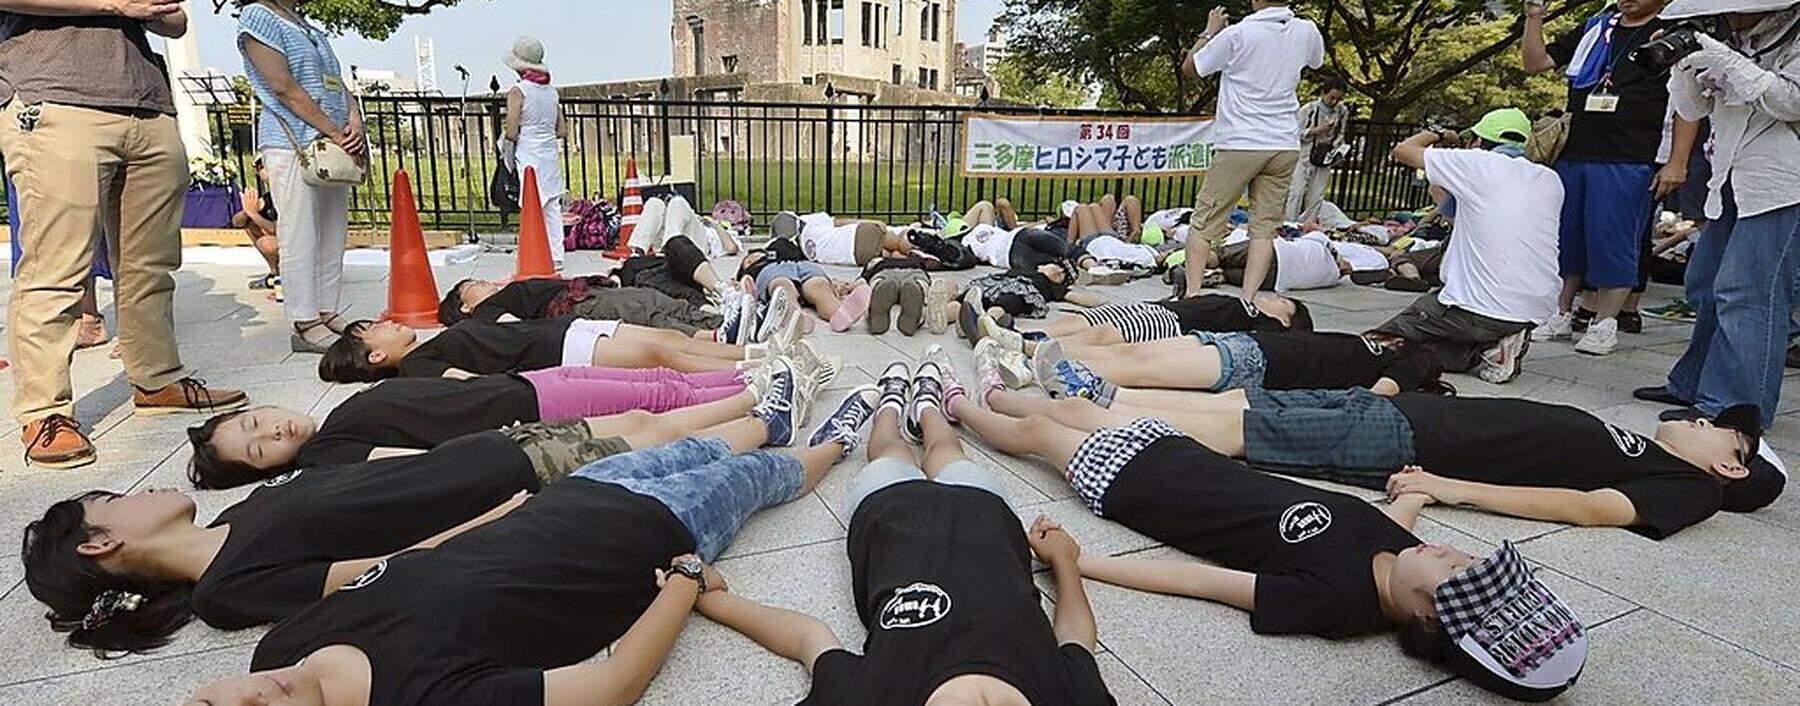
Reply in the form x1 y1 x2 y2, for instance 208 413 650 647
1423 149 1564 325
1192 7 1325 151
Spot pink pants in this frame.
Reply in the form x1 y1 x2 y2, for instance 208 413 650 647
520 366 746 420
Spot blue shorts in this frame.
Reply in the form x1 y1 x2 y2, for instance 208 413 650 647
846 457 1008 519
1555 160 1656 289
1194 331 1267 392
754 261 828 300
571 437 802 561
1240 388 1417 488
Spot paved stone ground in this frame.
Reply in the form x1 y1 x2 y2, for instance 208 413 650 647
0 247 1797 705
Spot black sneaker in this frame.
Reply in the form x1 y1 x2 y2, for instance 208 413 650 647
1571 307 1597 333
1617 311 1643 334
808 386 879 458
906 363 945 443
876 362 911 417
1632 385 1688 407
1788 345 1800 369
1659 407 1707 422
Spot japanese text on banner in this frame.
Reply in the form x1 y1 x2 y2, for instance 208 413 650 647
963 115 1215 177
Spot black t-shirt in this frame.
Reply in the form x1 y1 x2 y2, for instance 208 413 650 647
397 317 572 378
1156 294 1288 334
192 432 539 631
294 376 541 468
251 479 695 706
804 482 1114 706
468 279 570 322
1250 331 1428 391
1101 436 1421 638
1391 394 1724 539
1547 16 1675 163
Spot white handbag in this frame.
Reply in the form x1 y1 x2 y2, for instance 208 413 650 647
272 111 367 187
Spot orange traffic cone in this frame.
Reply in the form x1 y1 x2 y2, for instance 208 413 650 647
381 170 442 328
513 166 558 281
609 157 643 260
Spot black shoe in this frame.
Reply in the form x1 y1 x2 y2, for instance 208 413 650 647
1632 385 1688 407
1571 307 1597 333
1788 345 1800 369
1382 276 1432 293
1617 311 1644 334
1659 407 1706 422
957 289 982 343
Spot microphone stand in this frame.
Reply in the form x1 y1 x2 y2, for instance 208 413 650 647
457 66 478 245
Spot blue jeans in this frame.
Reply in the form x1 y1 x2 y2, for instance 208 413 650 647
571 437 803 561
1193 331 1267 391
1666 188 1800 429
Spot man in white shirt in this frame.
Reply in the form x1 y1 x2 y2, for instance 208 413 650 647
1369 108 1564 384
1182 1 1324 300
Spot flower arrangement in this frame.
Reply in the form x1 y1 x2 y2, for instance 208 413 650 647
189 156 240 188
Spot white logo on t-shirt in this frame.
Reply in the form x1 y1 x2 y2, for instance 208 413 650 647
1278 502 1333 544
1359 335 1386 356
801 236 818 260
878 582 952 630
340 561 387 591
1240 297 1261 319
263 470 304 487
1605 424 1648 458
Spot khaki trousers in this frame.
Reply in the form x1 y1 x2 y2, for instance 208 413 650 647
1188 149 1299 259
0 100 188 424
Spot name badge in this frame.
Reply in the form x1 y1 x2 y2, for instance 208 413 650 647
1584 91 1619 113
323 75 347 93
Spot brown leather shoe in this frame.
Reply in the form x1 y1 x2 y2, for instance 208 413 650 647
23 414 96 469
132 377 249 416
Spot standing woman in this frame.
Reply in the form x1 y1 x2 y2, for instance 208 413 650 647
236 0 364 353
505 36 567 266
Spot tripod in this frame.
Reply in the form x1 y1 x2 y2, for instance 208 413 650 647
455 65 479 245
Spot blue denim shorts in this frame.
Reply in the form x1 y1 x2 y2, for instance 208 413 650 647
754 261 828 300
1194 331 1267 391
571 437 802 561
1240 388 1416 489
846 457 1008 519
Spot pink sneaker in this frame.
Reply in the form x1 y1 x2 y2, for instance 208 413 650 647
830 283 873 332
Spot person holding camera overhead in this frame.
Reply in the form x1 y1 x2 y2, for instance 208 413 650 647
237 0 366 353
1636 0 1800 432
1524 0 1701 356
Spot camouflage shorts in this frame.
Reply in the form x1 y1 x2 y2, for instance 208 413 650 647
499 421 634 485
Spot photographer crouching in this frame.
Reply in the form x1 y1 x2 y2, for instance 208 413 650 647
1636 0 1800 431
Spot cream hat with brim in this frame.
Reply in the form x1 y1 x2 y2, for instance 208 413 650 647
504 36 549 73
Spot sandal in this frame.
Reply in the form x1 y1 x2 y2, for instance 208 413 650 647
318 312 353 335
291 320 339 354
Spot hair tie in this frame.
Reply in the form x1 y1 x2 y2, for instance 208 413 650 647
81 590 145 631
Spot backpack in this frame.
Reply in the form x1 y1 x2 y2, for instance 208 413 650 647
564 198 621 251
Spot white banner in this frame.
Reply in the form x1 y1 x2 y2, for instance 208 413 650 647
961 114 1215 177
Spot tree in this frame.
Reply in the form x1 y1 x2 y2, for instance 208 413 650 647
291 0 479 40
1000 0 1605 122
991 57 1091 107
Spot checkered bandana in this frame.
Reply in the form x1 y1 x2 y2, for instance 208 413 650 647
1067 417 1183 514
1434 541 1584 679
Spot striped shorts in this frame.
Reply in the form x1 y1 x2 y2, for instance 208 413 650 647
1076 303 1184 343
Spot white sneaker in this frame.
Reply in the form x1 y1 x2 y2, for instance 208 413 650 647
1478 329 1530 384
1574 317 1618 356
1531 311 1574 341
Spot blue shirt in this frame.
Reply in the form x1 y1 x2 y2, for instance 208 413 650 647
237 4 350 151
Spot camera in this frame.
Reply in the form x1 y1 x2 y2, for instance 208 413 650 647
1631 20 1718 72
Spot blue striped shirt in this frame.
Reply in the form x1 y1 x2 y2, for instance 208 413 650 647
237 4 350 151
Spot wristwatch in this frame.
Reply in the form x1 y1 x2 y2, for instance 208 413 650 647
671 557 708 592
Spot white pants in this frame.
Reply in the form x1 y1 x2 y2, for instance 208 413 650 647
1285 160 1332 222
541 193 565 263
630 195 706 252
263 149 348 323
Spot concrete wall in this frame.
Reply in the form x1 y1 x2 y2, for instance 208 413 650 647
673 0 787 84
673 1 959 95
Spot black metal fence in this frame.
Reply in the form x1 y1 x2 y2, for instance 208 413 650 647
195 96 1430 232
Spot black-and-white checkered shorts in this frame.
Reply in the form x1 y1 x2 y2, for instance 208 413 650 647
1076 303 1184 343
1066 417 1185 514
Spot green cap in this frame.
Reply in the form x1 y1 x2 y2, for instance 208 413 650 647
1141 223 1165 246
1471 108 1531 147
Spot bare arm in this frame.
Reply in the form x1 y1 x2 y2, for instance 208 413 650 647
1521 5 1558 75
1381 492 1431 532
1079 555 1256 612
0 0 186 35
555 104 568 141
321 491 531 596
242 38 346 141
1390 131 1443 171
505 89 524 143
542 574 702 706
241 189 277 231
440 367 479 380
1027 517 1098 650
1388 471 1639 527
1654 118 1701 198
696 590 842 669
1062 289 1109 308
